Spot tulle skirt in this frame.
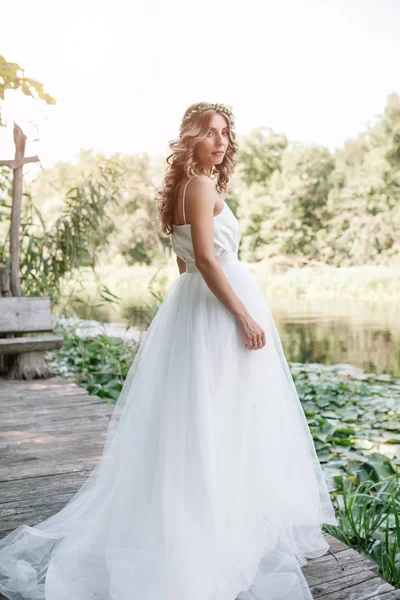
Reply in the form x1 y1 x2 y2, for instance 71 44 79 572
0 254 337 599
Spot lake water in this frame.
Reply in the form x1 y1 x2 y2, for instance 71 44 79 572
269 296 400 378
72 292 400 378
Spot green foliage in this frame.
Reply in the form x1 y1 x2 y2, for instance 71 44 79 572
325 476 400 587
0 160 124 301
0 55 56 126
29 149 168 267
121 267 166 328
258 144 335 259
383 92 400 171
65 267 165 328
322 100 400 266
50 323 140 402
2 91 400 296
49 281 163 401
111 154 168 266
292 363 400 481
238 127 288 187
239 93 400 266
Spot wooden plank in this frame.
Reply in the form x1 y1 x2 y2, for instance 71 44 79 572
0 415 112 433
0 416 112 438
322 533 349 554
0 376 112 491
0 334 63 354
0 388 88 400
310 568 378 597
309 576 396 599
0 435 111 464
0 297 53 333
0 470 93 502
0 376 84 392
0 395 108 410
0 458 102 484
0 435 110 461
0 387 89 400
0 387 110 405
303 548 379 587
0 493 75 535
0 397 112 419
0 403 113 429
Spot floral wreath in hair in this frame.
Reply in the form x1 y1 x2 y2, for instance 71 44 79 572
180 103 235 131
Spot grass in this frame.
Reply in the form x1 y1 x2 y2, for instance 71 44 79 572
56 261 400 327
250 262 400 302
324 476 400 587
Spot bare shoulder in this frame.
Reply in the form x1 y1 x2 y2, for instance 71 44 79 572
186 175 217 200
183 176 218 224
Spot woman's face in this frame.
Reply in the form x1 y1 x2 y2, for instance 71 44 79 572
194 112 230 171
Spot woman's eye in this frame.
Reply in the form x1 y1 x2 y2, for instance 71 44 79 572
207 131 229 137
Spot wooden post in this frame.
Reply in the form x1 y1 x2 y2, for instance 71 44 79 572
0 123 39 298
9 124 26 297
0 125 42 378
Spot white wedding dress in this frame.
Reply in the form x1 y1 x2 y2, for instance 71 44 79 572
0 178 337 600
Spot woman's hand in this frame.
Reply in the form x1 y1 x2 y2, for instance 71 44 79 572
235 311 266 350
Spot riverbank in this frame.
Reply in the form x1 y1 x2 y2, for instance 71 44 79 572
58 262 400 325
56 262 400 377
252 261 400 302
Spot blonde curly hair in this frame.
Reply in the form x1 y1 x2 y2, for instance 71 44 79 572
158 102 239 235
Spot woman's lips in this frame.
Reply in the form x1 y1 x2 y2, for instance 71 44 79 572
213 151 224 155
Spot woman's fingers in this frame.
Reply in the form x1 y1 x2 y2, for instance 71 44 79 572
241 315 266 350
246 330 266 350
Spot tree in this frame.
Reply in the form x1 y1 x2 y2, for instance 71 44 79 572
239 141 335 261
237 95 400 267
322 94 400 266
382 92 400 171
20 162 122 301
238 127 288 188
30 149 170 267
0 55 56 126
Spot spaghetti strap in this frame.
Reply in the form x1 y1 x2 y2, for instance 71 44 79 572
182 177 196 225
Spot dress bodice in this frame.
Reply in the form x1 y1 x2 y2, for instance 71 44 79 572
171 185 240 266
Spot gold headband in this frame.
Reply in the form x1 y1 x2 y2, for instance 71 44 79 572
181 103 235 129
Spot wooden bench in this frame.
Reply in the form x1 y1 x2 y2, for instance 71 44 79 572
0 297 63 379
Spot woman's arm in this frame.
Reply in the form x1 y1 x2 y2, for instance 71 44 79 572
180 175 266 350
176 255 187 274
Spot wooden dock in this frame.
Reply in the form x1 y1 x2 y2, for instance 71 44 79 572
0 376 399 599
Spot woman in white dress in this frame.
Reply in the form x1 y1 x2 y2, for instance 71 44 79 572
0 102 337 600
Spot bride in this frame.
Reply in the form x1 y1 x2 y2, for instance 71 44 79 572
0 102 337 600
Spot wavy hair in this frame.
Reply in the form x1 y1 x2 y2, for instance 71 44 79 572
158 102 239 235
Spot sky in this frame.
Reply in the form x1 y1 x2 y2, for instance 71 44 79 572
1 0 400 174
